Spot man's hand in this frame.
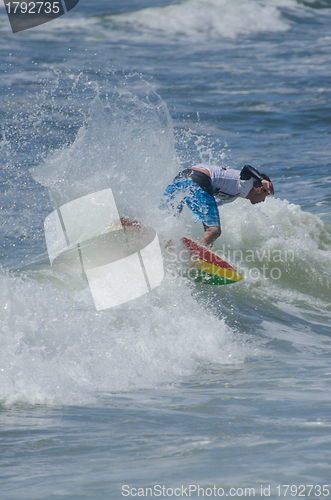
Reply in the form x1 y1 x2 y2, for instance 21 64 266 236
261 179 274 195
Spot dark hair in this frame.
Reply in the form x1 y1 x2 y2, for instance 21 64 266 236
253 173 270 188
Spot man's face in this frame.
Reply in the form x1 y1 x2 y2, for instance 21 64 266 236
249 187 269 204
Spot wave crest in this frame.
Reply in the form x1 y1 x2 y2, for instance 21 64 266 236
113 0 291 39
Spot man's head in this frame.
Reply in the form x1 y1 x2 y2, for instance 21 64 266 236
246 174 274 204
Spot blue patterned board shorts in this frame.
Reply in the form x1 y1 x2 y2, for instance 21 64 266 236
160 177 220 227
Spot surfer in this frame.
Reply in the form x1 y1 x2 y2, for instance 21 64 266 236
160 164 274 247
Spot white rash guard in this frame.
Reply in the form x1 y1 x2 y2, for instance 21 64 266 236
194 164 254 206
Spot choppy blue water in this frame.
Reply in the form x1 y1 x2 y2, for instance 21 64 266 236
1 1 331 499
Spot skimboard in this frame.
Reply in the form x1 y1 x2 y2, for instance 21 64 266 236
181 237 243 285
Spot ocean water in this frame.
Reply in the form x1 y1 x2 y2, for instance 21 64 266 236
0 1 331 499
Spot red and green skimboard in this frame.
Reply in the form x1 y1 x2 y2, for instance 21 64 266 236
182 237 243 285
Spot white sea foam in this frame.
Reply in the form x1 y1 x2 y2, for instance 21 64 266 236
211 196 331 303
112 0 292 39
0 269 244 406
